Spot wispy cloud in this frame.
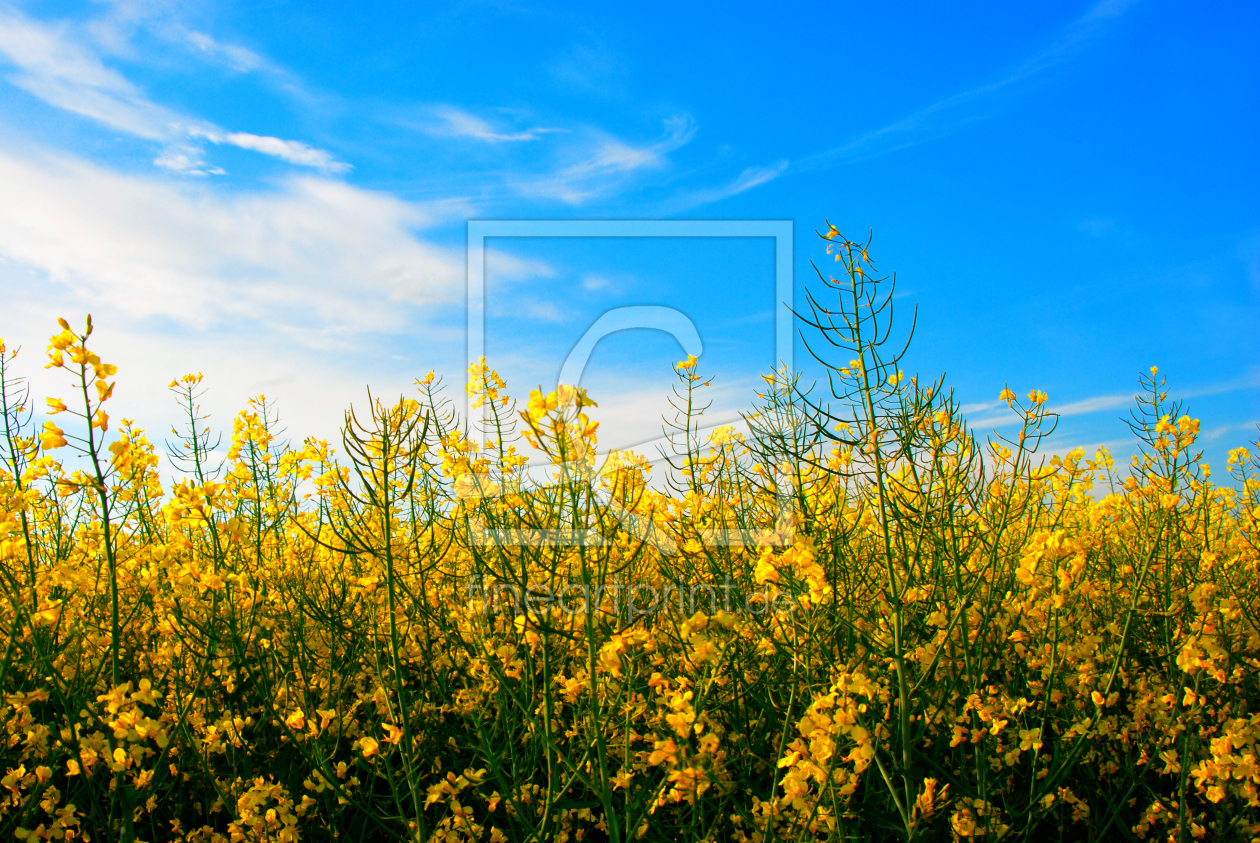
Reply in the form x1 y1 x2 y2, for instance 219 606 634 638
0 3 183 138
485 249 556 286
427 106 565 143
78 0 311 88
510 115 697 204
665 159 789 212
153 144 225 176
1201 419 1260 443
0 4 347 173
397 107 698 206
968 368 1260 430
794 0 1141 173
521 300 567 323
728 310 774 326
179 28 266 73
194 130 351 173
164 23 324 107
1056 392 1138 417
1184 370 1260 401
969 394 1139 429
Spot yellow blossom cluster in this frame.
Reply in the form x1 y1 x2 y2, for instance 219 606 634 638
3 248 1260 843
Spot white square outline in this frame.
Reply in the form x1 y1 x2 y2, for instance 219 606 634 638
465 219 794 548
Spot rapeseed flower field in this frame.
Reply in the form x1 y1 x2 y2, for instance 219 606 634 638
2 230 1258 842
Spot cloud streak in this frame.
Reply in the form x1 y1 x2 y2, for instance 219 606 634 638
0 4 348 173
485 249 556 287
218 131 351 173
967 368 1260 430
0 2 182 139
664 159 789 212
179 28 267 74
427 106 566 143
794 0 1141 173
509 115 697 204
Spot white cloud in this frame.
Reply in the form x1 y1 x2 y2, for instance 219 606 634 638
1 289 468 482
0 142 473 464
665 159 789 212
0 5 347 173
153 144 224 175
967 396 1132 430
511 115 697 204
967 370 1260 430
0 147 463 336
219 132 350 173
1184 370 1260 400
1054 392 1136 417
0 3 182 138
582 274 611 291
428 106 564 143
1201 419 1260 444
485 249 556 285
729 309 773 326
180 29 265 73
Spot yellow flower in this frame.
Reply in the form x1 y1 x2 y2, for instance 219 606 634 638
648 738 679 767
526 388 557 420
108 439 132 469
1018 728 1042 752
40 422 67 450
951 807 976 837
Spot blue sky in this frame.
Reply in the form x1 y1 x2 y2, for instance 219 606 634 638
0 0 1256 474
